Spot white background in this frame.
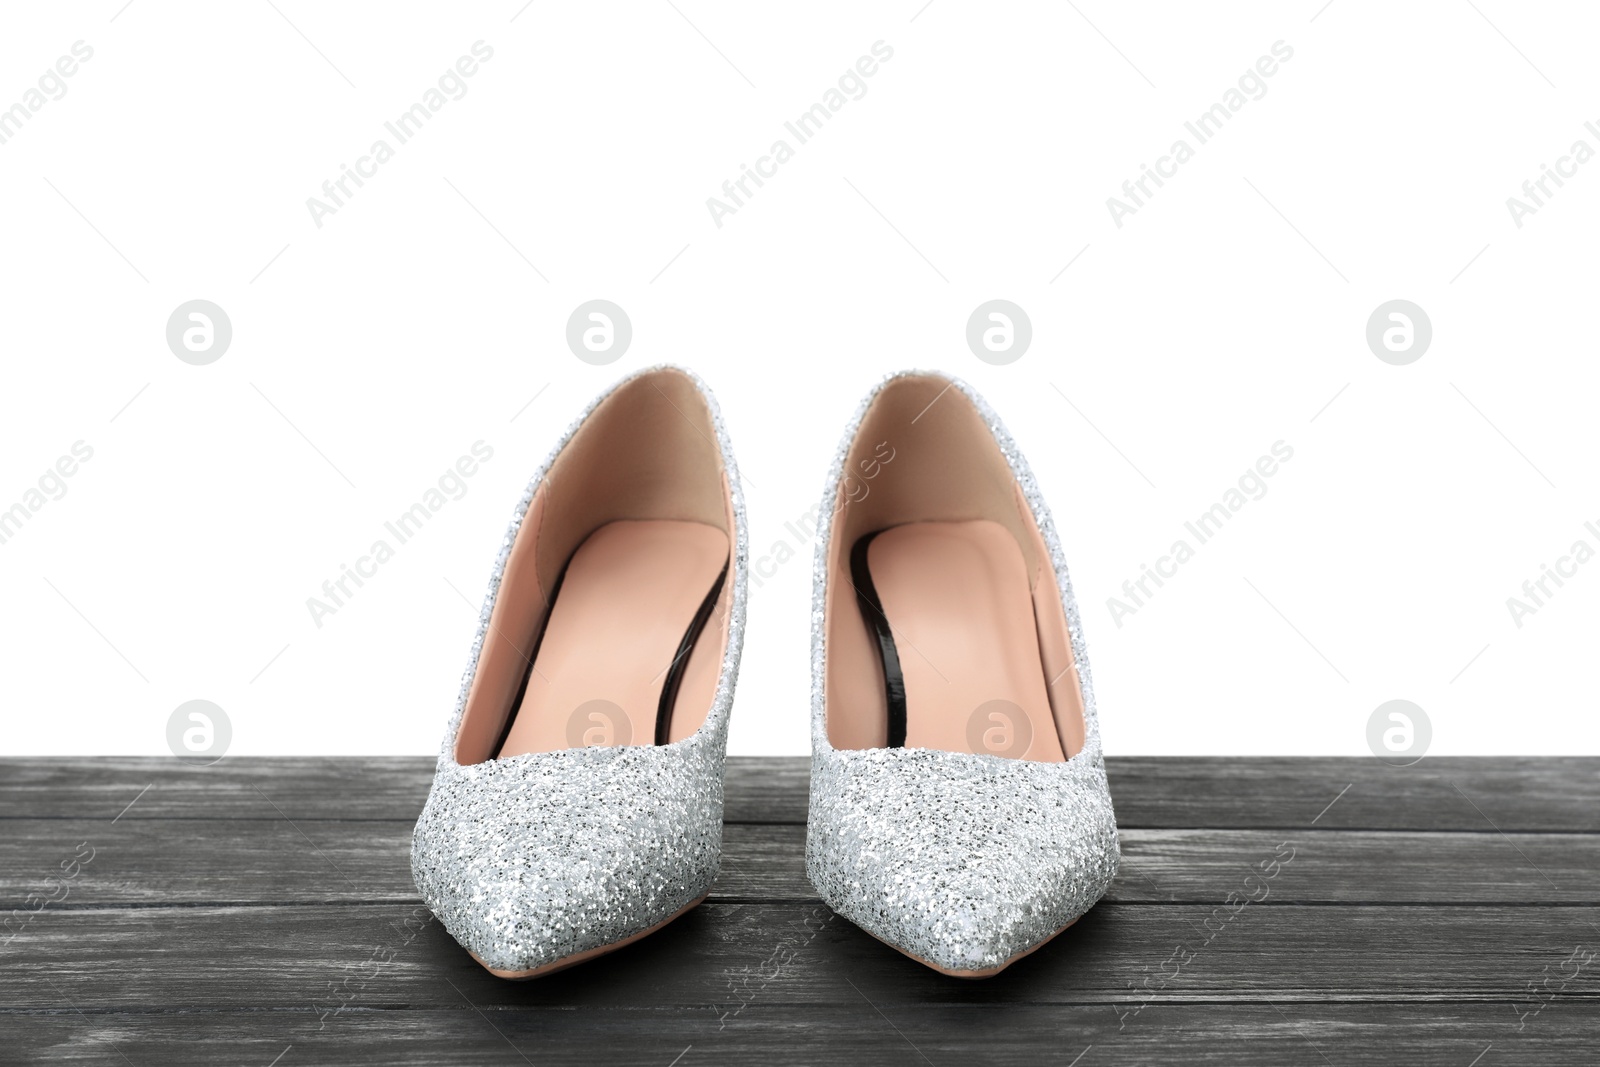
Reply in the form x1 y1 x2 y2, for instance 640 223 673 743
3 1 1596 758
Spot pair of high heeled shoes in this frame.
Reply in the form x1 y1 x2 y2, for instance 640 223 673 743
411 367 1119 979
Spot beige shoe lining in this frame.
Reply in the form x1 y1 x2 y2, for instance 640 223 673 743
454 369 734 765
823 375 1086 759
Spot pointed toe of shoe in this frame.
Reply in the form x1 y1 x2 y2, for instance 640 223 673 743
806 748 1119 975
412 743 722 975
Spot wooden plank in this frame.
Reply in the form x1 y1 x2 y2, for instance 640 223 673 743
4 756 1597 830
0 757 434 821
7 1004 1596 1067
727 757 810 823
0 756 805 825
6 902 1600 1009
5 822 1600 907
1107 757 1600 832
1116 827 1600 904
0 822 810 907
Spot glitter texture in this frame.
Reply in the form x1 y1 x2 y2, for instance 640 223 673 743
805 372 1120 974
411 366 746 974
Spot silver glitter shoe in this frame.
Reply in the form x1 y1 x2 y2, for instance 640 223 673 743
412 366 746 979
806 372 1119 977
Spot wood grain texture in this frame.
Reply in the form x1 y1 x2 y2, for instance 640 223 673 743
3 756 1598 1065
9 1006 1595 1067
5 821 1600 906
7 901 1600 1009
5 755 1598 828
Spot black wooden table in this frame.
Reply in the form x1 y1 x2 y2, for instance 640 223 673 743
4 757 1599 1065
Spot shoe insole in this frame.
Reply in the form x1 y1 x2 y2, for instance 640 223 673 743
496 519 728 758
856 520 1065 762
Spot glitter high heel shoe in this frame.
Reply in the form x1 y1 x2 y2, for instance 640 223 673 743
805 372 1119 977
412 366 745 978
